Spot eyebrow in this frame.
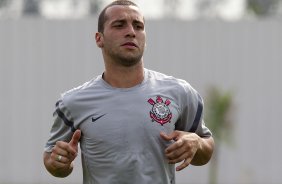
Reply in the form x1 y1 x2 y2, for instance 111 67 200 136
111 19 126 25
133 19 144 25
110 18 144 25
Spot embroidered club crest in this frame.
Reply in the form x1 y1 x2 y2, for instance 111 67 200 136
148 96 172 125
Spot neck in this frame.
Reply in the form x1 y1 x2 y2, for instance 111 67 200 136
103 62 144 88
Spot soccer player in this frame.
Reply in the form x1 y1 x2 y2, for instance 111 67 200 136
43 1 214 183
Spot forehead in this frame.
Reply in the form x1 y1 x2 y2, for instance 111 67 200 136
104 5 144 24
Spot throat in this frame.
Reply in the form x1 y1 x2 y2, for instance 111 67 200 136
103 66 144 88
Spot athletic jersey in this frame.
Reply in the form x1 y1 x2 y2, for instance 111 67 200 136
44 68 212 184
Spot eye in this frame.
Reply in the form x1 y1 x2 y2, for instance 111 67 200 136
134 24 144 30
112 21 125 28
113 24 123 28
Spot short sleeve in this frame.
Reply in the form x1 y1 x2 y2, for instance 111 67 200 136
176 84 212 138
44 99 75 152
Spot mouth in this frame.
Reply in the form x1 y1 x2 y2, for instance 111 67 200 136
121 42 138 48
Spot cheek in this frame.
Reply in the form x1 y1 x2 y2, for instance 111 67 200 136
140 34 146 46
103 34 118 45
103 38 116 49
140 38 146 49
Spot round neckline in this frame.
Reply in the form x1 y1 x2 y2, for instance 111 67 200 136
98 69 149 92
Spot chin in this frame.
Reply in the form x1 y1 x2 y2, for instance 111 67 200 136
116 55 142 67
119 59 141 67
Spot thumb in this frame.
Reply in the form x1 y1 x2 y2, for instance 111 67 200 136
69 129 81 148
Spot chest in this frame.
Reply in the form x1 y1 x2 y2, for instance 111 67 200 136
75 92 181 153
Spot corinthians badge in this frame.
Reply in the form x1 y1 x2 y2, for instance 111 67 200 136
148 96 172 125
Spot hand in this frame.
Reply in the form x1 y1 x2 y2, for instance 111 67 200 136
160 130 200 171
50 130 81 169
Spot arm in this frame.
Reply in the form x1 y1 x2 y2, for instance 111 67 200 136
190 135 214 166
43 130 81 177
160 131 214 171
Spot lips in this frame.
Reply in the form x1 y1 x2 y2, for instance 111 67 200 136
121 42 138 48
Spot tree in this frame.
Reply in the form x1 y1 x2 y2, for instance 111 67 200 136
23 0 40 15
204 86 234 184
0 0 9 8
89 0 103 15
247 0 280 16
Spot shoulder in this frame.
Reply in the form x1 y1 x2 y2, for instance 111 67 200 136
60 75 102 103
146 69 195 94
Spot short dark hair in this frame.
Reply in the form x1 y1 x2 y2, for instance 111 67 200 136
98 0 139 33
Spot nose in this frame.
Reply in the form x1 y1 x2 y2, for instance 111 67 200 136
125 24 136 38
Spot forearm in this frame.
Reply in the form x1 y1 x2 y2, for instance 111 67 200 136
43 152 74 178
191 136 214 166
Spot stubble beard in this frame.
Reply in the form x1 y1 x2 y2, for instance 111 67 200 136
115 52 143 67
106 47 144 67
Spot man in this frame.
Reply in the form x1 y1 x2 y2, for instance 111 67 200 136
43 1 214 183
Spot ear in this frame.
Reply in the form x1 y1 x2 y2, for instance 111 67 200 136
95 32 104 48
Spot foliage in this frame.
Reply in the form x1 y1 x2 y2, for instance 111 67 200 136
23 0 40 15
89 0 103 15
205 86 234 144
247 0 280 16
1 0 282 19
204 86 234 184
0 0 8 8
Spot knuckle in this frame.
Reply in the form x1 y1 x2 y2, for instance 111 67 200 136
177 139 184 146
166 153 173 160
55 141 63 146
184 141 192 149
172 150 179 157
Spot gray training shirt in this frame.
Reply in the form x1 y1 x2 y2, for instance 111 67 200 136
45 69 212 184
